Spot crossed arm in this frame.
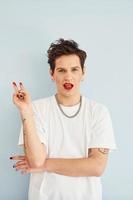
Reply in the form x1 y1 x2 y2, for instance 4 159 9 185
16 109 108 177
12 106 109 177
11 147 109 177
44 148 109 177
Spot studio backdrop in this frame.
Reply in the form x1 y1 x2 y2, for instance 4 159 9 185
0 0 133 199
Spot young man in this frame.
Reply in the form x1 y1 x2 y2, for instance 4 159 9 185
10 39 116 200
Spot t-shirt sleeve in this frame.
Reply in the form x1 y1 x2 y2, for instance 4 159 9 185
88 102 117 150
18 101 48 149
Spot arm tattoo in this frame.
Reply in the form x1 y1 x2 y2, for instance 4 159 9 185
98 148 109 154
22 118 26 124
23 119 26 135
22 119 27 154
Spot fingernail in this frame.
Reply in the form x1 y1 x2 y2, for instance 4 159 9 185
12 82 16 86
19 82 23 85
13 165 15 168
10 157 13 159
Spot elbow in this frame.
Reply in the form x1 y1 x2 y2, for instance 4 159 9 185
95 170 102 177
95 166 105 177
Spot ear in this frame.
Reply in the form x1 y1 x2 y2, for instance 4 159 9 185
82 67 86 75
81 67 86 81
49 69 54 81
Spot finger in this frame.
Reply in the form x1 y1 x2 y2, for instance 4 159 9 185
19 82 27 92
17 91 25 100
12 82 19 93
12 82 26 101
12 93 24 104
14 163 28 170
14 160 27 167
18 82 28 100
15 164 29 171
10 155 26 161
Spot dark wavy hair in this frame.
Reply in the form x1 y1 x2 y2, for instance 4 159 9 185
47 38 87 74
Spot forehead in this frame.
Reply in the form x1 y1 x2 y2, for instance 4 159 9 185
55 54 81 69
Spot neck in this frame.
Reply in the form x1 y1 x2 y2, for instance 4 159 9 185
55 93 81 106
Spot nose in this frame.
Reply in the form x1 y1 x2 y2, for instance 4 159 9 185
64 71 73 81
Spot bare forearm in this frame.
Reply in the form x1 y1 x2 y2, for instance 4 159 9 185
45 157 104 177
20 106 46 168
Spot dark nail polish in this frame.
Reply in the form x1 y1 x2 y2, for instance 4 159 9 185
10 157 12 159
19 82 23 85
12 82 16 85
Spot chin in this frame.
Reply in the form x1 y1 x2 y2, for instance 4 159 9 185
58 91 73 97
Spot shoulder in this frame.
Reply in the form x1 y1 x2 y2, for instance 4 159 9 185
31 95 54 112
84 96 109 118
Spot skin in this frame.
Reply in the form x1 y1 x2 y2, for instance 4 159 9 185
10 54 109 176
50 54 85 106
11 148 109 176
12 82 47 167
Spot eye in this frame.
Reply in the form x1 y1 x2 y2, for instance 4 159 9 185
72 68 78 71
58 69 65 72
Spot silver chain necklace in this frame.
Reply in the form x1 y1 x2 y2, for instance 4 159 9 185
55 94 82 118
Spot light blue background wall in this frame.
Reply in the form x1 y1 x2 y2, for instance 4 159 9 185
0 0 133 199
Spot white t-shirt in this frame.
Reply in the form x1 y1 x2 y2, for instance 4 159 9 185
18 95 117 200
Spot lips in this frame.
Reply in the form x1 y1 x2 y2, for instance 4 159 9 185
63 83 74 90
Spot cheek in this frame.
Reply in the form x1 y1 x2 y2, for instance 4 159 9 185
54 77 62 85
76 75 83 82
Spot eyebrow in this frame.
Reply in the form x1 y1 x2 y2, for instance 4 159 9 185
56 66 80 70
